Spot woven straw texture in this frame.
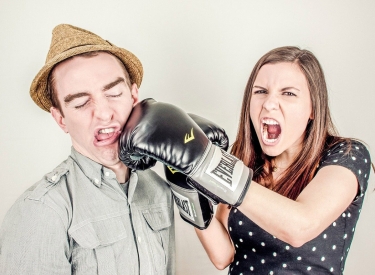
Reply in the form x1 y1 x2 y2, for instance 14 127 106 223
30 24 143 112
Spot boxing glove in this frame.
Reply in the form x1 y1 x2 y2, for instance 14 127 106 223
119 98 252 207
165 113 228 229
123 113 229 171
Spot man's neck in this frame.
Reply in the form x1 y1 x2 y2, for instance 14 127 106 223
106 161 130 183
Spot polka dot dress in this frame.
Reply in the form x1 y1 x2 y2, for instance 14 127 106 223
228 140 371 275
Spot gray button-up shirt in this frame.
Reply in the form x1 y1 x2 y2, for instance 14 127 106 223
0 148 175 275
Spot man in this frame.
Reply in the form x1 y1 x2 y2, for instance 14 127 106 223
0 24 175 275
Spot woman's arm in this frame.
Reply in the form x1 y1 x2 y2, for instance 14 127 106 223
238 165 358 247
194 203 235 270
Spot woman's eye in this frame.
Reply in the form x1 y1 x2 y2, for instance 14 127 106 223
283 91 296 96
254 89 267 94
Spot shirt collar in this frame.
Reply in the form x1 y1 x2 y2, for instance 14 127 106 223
69 147 108 187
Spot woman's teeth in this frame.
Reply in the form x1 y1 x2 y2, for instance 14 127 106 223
262 119 281 143
262 118 279 125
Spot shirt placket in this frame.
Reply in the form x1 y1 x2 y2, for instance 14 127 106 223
127 173 154 275
99 169 140 274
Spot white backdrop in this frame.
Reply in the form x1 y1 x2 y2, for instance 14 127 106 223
0 1 374 274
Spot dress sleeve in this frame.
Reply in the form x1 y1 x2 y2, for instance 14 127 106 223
318 139 372 198
0 198 72 275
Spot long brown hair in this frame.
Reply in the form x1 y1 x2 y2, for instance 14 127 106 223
231 46 344 200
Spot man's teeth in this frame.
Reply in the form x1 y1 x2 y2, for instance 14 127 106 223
98 128 115 134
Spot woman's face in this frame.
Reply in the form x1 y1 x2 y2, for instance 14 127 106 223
250 62 313 158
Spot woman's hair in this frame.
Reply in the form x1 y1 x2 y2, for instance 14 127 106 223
231 46 345 200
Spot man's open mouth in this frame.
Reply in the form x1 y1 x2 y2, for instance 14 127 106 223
261 118 281 143
96 127 116 142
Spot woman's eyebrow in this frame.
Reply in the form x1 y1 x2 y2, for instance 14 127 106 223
281 86 300 91
252 85 266 90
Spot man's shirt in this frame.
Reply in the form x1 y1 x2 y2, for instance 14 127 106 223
0 147 175 275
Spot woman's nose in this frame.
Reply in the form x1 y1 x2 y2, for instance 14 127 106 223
262 94 279 111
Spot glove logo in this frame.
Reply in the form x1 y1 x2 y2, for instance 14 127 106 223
184 128 195 143
206 147 241 191
171 190 195 221
210 151 237 186
167 166 179 174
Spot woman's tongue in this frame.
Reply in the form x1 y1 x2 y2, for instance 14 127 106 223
267 124 281 139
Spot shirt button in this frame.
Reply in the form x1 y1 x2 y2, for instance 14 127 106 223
105 172 110 177
51 175 57 181
138 236 142 243
94 178 99 184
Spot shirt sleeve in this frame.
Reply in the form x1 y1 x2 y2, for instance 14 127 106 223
318 139 372 197
0 197 72 275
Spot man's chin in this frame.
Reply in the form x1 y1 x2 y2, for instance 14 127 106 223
91 146 119 165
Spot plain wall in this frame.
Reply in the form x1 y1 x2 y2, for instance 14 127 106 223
0 1 374 274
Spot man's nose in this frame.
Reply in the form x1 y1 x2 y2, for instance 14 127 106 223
94 99 114 122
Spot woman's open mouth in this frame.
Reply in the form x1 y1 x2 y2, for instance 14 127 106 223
261 118 281 144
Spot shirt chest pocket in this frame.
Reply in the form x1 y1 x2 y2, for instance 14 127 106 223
69 216 127 275
141 205 172 273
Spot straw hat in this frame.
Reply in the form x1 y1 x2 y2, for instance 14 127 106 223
30 24 143 112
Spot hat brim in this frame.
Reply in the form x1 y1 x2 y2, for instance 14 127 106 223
30 44 143 112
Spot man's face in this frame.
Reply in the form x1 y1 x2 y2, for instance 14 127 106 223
51 52 139 167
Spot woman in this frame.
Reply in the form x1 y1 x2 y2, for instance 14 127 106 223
195 46 372 274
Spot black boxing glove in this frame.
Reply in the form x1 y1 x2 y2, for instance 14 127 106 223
119 98 252 207
165 113 229 229
123 113 229 171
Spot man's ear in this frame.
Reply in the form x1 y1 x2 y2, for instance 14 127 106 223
130 83 139 106
50 107 68 133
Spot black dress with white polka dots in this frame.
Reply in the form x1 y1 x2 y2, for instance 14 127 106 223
228 140 371 275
